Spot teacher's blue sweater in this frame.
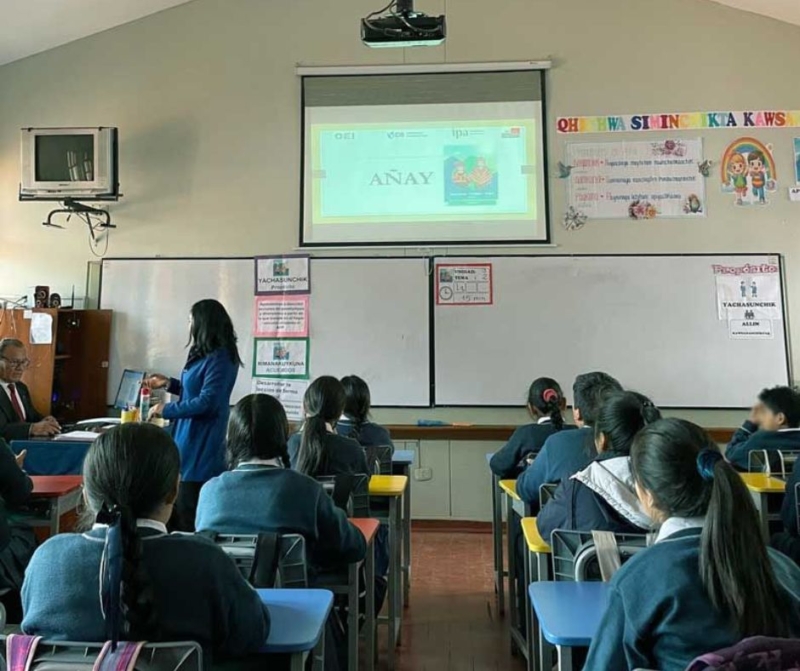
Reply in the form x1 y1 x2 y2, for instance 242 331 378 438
196 465 366 573
162 348 239 482
21 526 269 660
725 420 800 470
584 527 800 671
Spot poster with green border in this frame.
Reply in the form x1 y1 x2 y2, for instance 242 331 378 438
252 337 310 379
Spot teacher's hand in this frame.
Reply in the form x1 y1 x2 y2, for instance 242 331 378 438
148 403 165 421
30 419 60 437
145 374 169 390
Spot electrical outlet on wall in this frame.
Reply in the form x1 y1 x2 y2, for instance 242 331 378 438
414 467 433 481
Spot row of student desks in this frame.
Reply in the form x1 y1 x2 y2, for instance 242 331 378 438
486 455 790 671
18 451 416 671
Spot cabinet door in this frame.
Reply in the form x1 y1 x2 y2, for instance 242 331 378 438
65 310 112 419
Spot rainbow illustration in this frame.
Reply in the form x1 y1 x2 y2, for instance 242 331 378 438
721 137 776 184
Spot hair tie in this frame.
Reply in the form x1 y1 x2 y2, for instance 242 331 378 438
542 389 559 403
696 449 723 482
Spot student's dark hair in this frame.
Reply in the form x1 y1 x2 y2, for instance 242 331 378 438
594 391 661 456
83 423 181 641
572 371 622 425
758 385 800 428
188 299 243 367
527 377 565 430
296 376 346 476
227 393 290 469
631 418 790 638
341 375 371 438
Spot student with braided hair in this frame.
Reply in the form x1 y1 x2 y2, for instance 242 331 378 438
21 423 269 661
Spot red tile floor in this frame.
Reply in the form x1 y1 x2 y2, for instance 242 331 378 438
378 530 525 671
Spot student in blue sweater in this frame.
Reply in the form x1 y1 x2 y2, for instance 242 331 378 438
337 375 394 449
490 377 575 479
772 457 800 563
517 371 622 507
537 391 659 541
288 376 370 479
146 299 242 531
726 385 800 471
196 393 366 574
21 423 270 662
585 419 800 671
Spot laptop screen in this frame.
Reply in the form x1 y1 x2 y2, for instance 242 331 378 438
114 369 145 410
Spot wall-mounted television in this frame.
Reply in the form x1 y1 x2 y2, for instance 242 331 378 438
20 127 119 201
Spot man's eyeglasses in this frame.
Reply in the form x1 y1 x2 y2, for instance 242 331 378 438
1 357 30 370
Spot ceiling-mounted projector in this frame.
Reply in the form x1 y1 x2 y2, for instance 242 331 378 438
361 0 446 48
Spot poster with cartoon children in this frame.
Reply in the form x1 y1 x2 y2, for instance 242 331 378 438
721 137 778 206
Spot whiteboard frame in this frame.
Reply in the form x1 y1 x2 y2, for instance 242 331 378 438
431 252 792 409
98 255 434 408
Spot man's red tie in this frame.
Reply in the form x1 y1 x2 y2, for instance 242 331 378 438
7 384 25 421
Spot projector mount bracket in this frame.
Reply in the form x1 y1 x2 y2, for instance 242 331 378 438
43 198 115 243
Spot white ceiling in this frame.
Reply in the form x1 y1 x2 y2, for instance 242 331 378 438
0 0 196 67
0 0 798 69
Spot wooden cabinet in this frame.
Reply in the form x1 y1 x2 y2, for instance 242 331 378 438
0 309 112 421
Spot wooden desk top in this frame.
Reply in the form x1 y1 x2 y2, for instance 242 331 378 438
31 475 83 497
521 517 551 554
350 518 380 543
499 479 520 500
369 475 408 496
386 424 736 444
740 473 786 493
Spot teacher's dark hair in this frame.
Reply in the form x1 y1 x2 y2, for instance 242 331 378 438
341 375 371 440
297 376 346 477
189 299 243 367
631 418 790 638
227 393 291 469
83 423 181 641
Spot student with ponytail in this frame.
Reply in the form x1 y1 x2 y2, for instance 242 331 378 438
490 377 574 478
288 376 369 478
197 393 366 572
21 423 270 660
585 419 800 671
537 391 659 540
337 375 394 449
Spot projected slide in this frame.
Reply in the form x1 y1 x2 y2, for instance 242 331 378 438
302 102 548 245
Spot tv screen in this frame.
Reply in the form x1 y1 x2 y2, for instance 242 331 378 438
35 134 94 182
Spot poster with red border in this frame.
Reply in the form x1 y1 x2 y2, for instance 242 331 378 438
435 263 493 306
254 295 309 338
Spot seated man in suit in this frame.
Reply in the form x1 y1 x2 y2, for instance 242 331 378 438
0 338 60 441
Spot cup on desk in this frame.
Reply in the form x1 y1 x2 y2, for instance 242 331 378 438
120 409 138 424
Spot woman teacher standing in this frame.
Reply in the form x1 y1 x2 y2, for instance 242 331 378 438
146 299 242 531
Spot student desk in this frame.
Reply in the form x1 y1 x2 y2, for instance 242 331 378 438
27 476 83 535
369 475 408 670
498 479 532 657
486 453 506 616
392 449 414 607
521 517 552 671
350 518 380 671
741 473 786 539
258 588 333 671
10 439 91 476
528 581 610 671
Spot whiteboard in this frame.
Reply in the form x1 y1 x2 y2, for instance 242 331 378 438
100 257 431 407
434 255 790 408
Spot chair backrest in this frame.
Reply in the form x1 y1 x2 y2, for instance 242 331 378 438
539 483 558 507
796 482 800 536
318 473 370 518
213 533 307 588
550 529 651 582
365 445 394 475
2 639 202 671
748 449 800 479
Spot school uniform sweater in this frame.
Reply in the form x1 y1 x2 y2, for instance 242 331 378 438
516 426 595 506
288 432 370 478
0 439 33 551
489 419 576 479
783 456 800 535
725 421 800 471
195 464 366 572
21 523 270 660
584 525 800 671
336 418 394 449
536 454 651 542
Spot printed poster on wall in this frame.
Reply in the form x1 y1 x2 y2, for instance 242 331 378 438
252 378 308 420
253 338 310 379
721 138 778 206
713 261 782 321
728 319 774 340
255 255 310 295
794 138 800 184
254 295 309 338
566 139 705 220
435 263 493 306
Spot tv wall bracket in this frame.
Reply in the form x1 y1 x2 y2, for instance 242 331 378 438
42 198 115 242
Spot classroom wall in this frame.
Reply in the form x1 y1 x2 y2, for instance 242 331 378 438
1 0 798 517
